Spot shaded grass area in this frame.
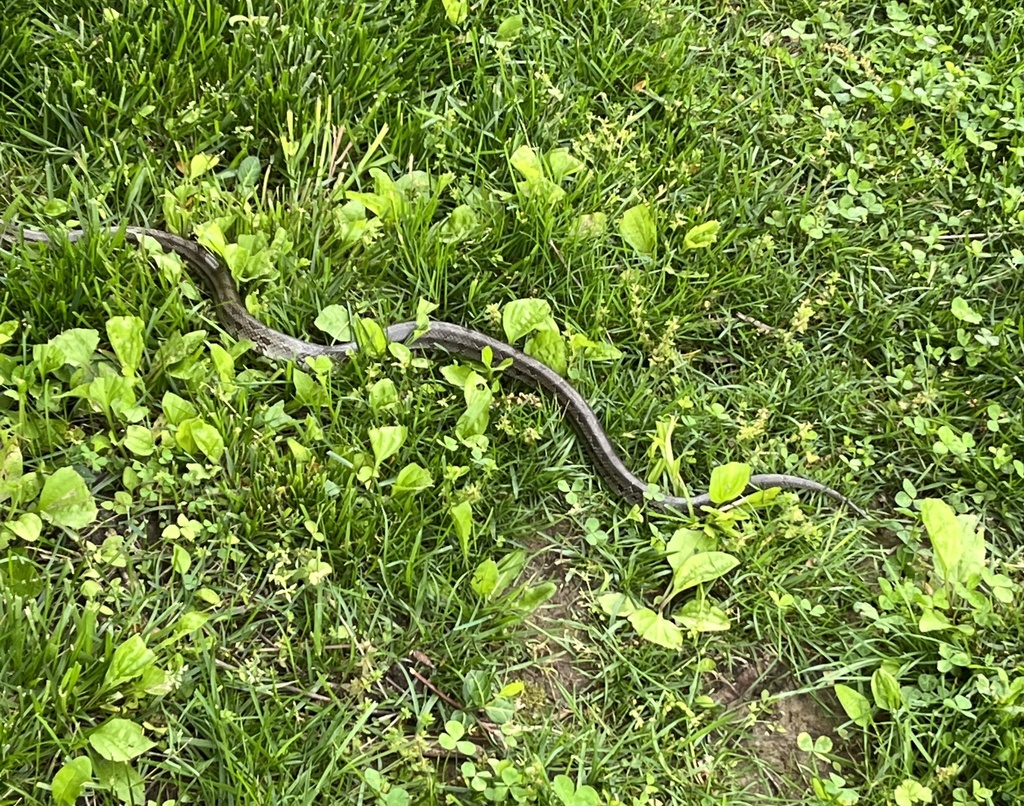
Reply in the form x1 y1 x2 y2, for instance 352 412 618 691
1 0 1023 804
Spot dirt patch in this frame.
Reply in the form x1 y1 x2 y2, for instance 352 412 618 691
506 525 850 798
710 653 843 798
514 526 593 711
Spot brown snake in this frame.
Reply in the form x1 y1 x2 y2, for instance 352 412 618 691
2 224 867 518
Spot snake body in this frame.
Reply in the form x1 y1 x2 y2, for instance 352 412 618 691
2 225 866 517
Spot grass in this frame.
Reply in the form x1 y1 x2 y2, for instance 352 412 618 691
1 0 1023 804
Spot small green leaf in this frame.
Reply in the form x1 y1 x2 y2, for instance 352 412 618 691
314 305 353 342
496 14 523 40
444 720 465 741
708 462 752 504
440 0 467 24
188 153 219 178
492 550 526 599
303 558 332 585
369 425 407 467
484 697 515 725
364 768 385 792
683 220 721 250
462 669 490 707
2 472 41 511
355 317 387 356
498 681 524 698
665 528 715 572
517 582 557 612
383 788 411 806
618 204 657 255
871 667 903 712
91 758 144 805
571 212 607 240
189 421 225 463
524 329 567 375
286 438 311 462
334 199 374 246
138 664 170 695
671 551 740 594
455 372 492 442
957 514 986 588
0 552 43 597
627 607 683 650
517 174 566 205
440 204 480 241
544 147 585 182
0 440 23 489
36 329 99 372
920 498 963 584
675 599 731 632
799 213 825 239
471 558 499 598
502 298 554 342
510 145 544 183
5 512 42 542
450 500 473 554
209 343 235 383
222 238 257 277
369 378 399 413
894 780 933 806
196 588 221 606
39 467 97 530
172 544 191 575
0 320 19 347
441 364 474 388
571 334 622 361
43 198 71 216
918 608 952 632
388 342 413 365
103 635 156 691
50 330 99 367
51 756 92 806
834 684 871 727
597 592 637 617
552 775 601 806
161 392 197 425
552 776 576 804
77 376 139 421
236 155 262 189
415 298 439 331
174 611 211 636
88 719 156 762
106 316 145 376
393 463 433 497
292 370 329 408
153 329 207 370
123 425 155 457
950 297 982 324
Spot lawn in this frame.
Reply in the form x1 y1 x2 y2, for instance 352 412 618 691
1 0 1022 804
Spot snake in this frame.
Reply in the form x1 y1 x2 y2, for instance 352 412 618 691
1 224 867 518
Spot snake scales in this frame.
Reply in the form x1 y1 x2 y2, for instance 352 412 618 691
2 224 866 518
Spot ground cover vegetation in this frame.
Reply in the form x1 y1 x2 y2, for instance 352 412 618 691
0 0 1022 803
